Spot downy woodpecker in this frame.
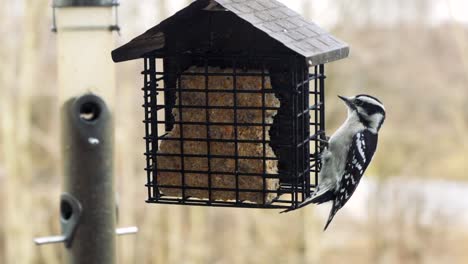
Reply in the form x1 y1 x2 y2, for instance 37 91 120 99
282 94 386 231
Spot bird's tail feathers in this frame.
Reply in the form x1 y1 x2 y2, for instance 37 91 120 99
309 188 335 204
279 207 294 214
279 197 314 213
323 201 338 231
279 187 334 214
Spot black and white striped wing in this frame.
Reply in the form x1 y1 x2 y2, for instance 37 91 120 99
324 130 378 230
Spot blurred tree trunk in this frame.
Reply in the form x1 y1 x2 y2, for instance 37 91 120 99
0 1 16 263
116 2 141 262
447 3 468 87
1 0 48 263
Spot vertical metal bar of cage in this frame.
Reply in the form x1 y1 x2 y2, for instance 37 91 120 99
176 59 186 201
261 60 267 204
143 58 153 200
319 64 326 151
307 66 312 195
313 66 319 188
302 63 310 198
232 58 240 203
291 56 299 206
298 58 308 201
204 58 212 203
153 58 161 198
149 57 160 200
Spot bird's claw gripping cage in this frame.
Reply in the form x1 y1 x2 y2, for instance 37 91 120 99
112 0 349 210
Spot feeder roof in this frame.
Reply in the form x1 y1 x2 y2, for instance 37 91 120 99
112 0 349 65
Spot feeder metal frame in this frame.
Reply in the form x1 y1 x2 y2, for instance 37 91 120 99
53 0 119 7
111 0 348 210
52 0 120 33
142 53 326 209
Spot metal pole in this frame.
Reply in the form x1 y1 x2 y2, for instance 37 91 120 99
53 0 117 264
62 94 116 264
34 1 137 262
53 1 117 263
55 0 117 262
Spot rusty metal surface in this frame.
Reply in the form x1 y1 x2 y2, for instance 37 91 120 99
112 0 349 65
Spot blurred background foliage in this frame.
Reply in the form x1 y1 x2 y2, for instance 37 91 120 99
0 0 467 263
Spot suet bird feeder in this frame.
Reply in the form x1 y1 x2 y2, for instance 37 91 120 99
112 0 349 209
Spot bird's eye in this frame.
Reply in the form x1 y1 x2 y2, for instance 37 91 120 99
355 100 363 106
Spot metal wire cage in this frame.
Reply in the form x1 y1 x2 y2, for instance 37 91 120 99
111 0 349 210
142 53 326 209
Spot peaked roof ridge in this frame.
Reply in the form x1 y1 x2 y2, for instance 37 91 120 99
112 0 349 65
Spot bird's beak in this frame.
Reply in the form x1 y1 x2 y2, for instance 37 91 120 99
338 95 353 108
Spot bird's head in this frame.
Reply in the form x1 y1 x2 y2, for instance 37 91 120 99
338 94 386 133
